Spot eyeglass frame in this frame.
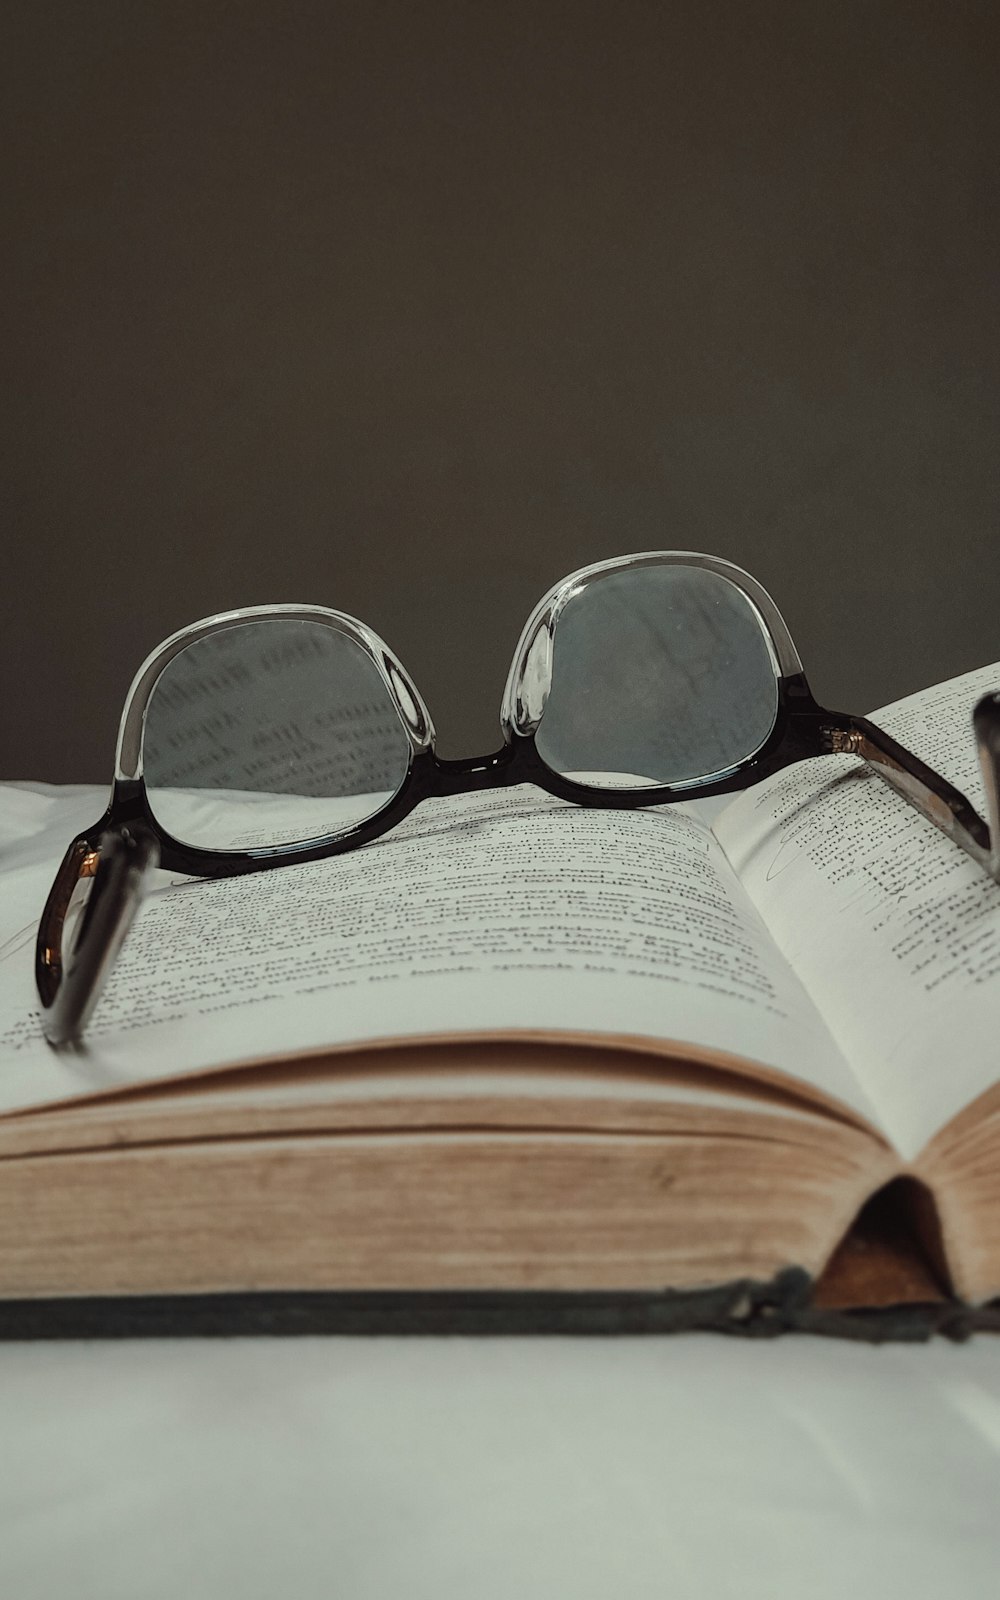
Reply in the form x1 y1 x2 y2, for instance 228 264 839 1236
36 550 1000 1048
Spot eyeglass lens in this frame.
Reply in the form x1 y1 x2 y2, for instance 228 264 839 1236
142 565 783 851
534 565 780 789
142 620 412 849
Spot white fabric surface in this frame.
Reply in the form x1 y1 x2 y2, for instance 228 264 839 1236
1 1335 999 1599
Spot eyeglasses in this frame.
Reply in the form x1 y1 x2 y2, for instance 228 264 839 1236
37 551 1000 1046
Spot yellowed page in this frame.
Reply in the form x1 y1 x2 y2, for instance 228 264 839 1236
717 662 1000 1160
0 785 874 1125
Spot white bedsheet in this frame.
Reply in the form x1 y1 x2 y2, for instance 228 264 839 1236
1 1335 998 1600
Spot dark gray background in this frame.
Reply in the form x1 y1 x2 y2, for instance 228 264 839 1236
3 0 998 782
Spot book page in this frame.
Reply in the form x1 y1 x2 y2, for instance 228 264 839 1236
0 784 874 1126
716 663 1000 1160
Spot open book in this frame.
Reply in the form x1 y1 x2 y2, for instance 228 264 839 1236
2 664 1000 1339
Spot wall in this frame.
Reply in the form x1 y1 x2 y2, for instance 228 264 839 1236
2 0 998 780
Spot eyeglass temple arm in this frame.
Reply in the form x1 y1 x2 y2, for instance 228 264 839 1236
36 825 159 1048
827 692 1000 882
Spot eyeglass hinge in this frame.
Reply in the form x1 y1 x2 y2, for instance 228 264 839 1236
823 726 863 755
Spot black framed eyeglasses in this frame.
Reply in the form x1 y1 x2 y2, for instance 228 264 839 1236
37 551 1000 1047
